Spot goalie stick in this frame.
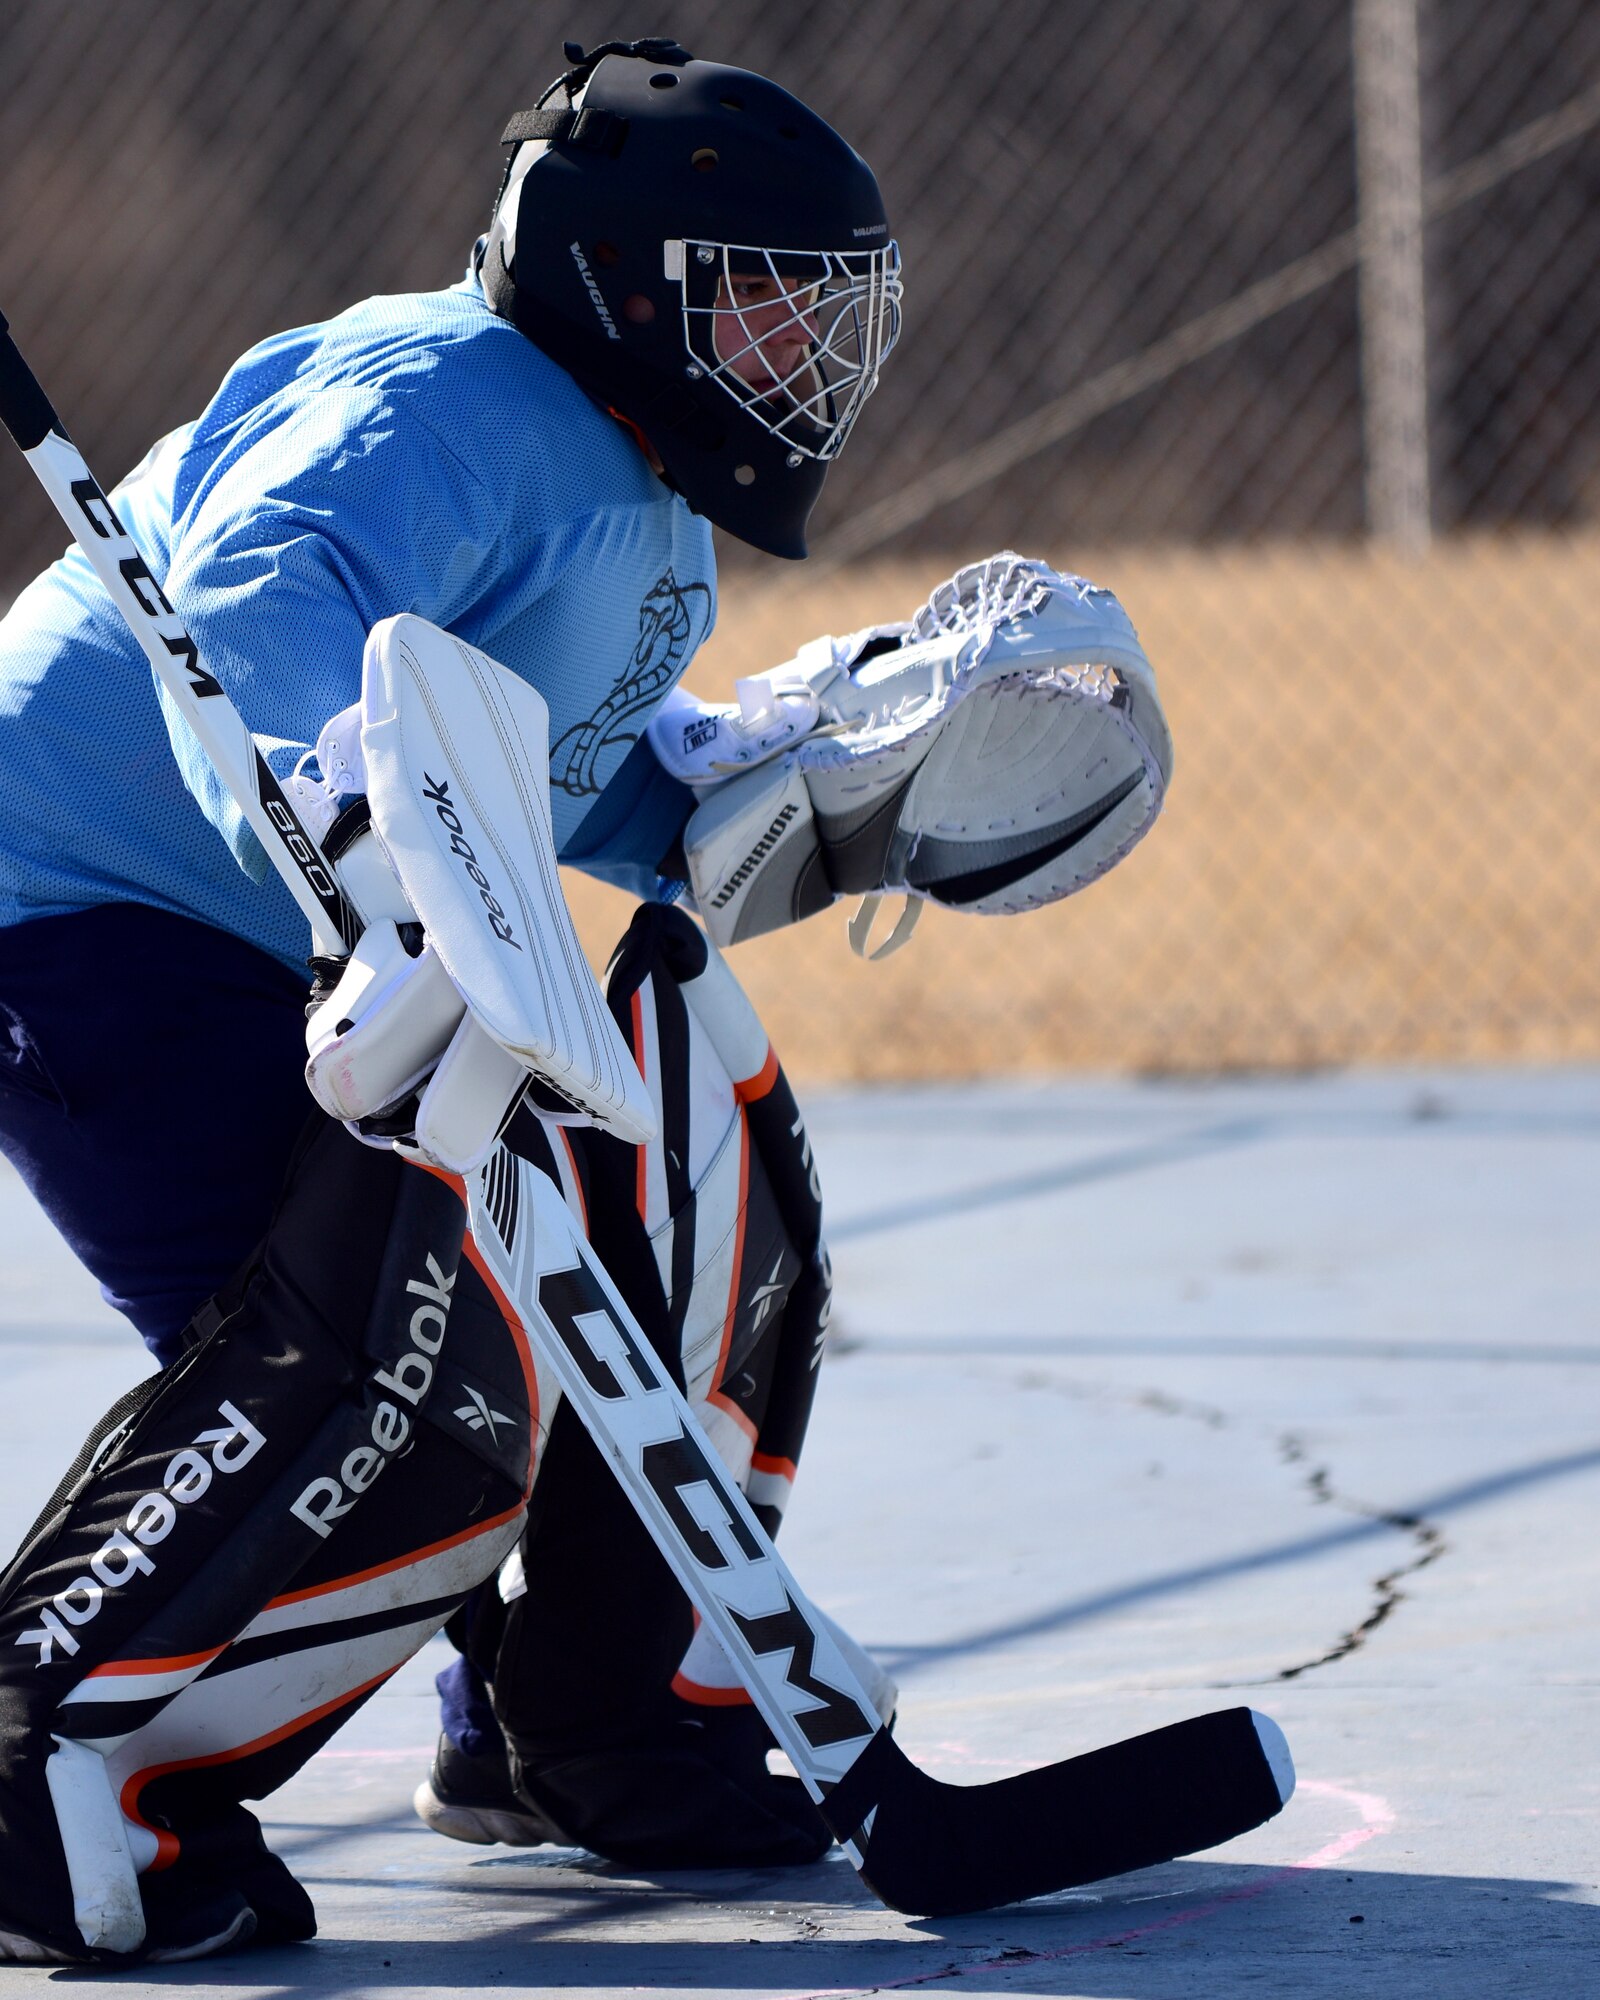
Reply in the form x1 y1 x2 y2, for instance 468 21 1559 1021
0 310 1294 1919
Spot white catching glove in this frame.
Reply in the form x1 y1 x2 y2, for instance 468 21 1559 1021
648 553 1172 958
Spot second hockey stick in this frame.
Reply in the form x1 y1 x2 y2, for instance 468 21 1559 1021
0 310 1294 1918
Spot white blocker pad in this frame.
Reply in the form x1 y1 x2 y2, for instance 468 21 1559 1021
679 553 1172 951
360 615 655 1146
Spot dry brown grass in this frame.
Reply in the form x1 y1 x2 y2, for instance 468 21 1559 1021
563 532 1600 1084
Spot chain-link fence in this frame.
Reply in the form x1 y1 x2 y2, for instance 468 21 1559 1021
3 1 1597 1080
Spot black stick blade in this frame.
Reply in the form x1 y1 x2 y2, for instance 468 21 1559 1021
820 1706 1293 1917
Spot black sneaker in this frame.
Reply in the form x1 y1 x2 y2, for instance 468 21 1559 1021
413 1730 567 1849
502 1701 833 1870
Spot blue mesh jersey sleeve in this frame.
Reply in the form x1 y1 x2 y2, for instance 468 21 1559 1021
0 281 716 968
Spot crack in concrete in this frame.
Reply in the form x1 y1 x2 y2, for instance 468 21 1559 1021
1270 1435 1447 1679
1011 1372 1447 1682
1142 1392 1449 1679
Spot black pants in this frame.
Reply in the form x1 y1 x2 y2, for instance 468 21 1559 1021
0 904 311 1363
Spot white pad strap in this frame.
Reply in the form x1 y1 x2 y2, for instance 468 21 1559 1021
361 615 654 1145
647 676 829 790
647 625 913 791
846 894 923 961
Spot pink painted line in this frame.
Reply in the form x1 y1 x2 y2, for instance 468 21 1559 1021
773 1778 1395 2000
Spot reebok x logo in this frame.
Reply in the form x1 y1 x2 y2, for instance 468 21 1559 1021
420 773 522 952
290 1253 457 1538
453 1386 514 1443
15 1403 267 1667
710 802 800 910
747 1251 786 1334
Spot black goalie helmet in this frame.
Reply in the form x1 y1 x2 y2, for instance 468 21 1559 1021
478 38 903 559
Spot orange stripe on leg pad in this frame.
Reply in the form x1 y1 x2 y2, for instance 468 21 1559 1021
264 1502 525 1609
734 1044 779 1104
86 1645 225 1680
121 1665 397 1871
671 1671 754 1708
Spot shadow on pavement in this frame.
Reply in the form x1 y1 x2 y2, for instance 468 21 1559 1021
60 1854 1595 1996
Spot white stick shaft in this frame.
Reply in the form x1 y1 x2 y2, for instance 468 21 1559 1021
20 429 358 954
465 1151 882 1850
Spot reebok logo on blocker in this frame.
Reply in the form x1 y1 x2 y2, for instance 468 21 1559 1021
14 1402 268 1666
421 773 522 951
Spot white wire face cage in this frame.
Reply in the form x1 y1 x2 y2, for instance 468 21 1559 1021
666 239 903 462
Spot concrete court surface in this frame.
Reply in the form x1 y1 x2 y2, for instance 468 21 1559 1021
0 1064 1594 1997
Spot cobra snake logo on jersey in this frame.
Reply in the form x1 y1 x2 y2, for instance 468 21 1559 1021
551 567 713 799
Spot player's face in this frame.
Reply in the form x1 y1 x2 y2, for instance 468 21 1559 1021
713 272 822 396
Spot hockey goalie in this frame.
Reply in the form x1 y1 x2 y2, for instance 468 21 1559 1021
0 37 1288 1967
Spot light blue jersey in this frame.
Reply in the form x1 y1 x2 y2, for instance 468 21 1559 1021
0 279 714 971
